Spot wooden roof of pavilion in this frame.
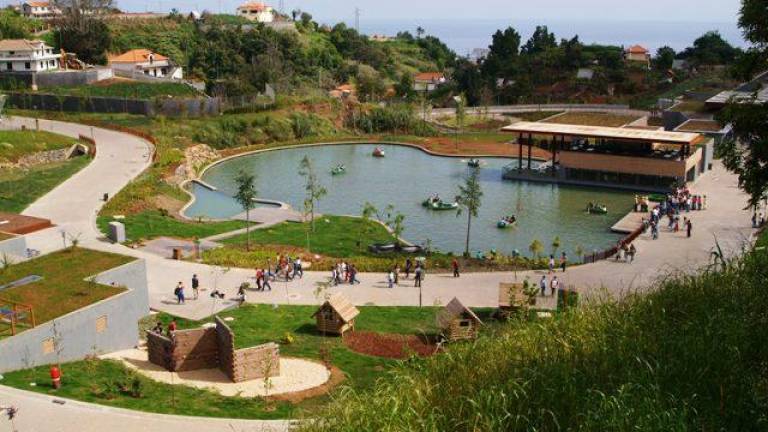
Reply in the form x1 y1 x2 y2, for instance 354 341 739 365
502 121 703 146
313 293 360 323
437 297 483 328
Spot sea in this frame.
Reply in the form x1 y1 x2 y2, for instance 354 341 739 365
340 18 746 56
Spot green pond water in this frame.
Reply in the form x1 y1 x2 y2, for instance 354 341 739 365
186 144 633 256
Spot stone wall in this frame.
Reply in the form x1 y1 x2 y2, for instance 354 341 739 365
6 92 222 117
215 317 279 383
146 331 172 369
170 327 219 371
0 259 150 373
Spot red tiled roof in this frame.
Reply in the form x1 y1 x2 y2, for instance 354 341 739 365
25 1 50 7
237 2 271 11
108 49 169 64
414 72 445 82
626 45 649 54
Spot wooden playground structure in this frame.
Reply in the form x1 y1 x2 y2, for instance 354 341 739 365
0 297 36 337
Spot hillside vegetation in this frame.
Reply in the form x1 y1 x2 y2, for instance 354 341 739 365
301 247 768 431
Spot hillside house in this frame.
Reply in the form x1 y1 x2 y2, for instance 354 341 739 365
625 45 651 68
236 2 275 23
413 72 447 92
108 49 183 79
21 1 60 19
0 39 60 73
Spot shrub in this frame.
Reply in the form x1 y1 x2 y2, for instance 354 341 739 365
348 104 436 136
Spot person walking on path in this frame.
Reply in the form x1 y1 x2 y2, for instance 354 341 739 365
394 266 400 284
550 276 560 297
237 284 247 306
539 275 547 296
191 274 200 300
414 264 423 288
174 282 185 304
628 244 637 264
404 258 412 279
261 269 272 291
548 255 555 273
387 270 395 288
560 252 567 272
292 257 303 279
687 219 693 238
452 258 460 278
349 264 360 285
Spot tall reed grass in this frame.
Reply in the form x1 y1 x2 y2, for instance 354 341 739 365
301 250 768 431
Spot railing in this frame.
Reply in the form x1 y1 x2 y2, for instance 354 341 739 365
582 224 645 264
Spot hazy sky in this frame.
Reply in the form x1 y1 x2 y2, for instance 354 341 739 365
115 0 741 23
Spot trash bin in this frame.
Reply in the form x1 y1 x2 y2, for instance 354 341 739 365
172 248 182 260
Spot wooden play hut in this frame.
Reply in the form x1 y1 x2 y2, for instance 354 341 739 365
312 293 360 336
437 297 483 341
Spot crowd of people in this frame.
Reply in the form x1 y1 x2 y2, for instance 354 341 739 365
643 188 701 241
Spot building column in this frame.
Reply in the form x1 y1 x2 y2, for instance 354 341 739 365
518 133 523 170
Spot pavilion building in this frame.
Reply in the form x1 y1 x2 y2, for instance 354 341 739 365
501 121 714 192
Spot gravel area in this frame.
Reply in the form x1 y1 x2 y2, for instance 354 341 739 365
102 349 331 397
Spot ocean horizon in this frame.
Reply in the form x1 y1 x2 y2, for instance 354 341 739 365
330 17 746 56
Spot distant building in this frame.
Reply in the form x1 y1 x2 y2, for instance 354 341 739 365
671 59 689 71
470 48 489 63
0 39 60 73
413 72 446 92
625 45 651 68
576 68 595 80
369 34 393 42
236 2 275 23
21 1 60 19
108 49 183 79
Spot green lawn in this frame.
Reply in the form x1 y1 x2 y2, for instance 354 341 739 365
0 248 133 325
0 130 79 163
42 81 200 99
1 304 475 419
97 210 249 243
0 156 91 213
222 215 394 257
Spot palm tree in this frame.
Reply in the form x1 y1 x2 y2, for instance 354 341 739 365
456 166 483 257
233 170 257 251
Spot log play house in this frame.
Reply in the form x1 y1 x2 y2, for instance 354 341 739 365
437 297 483 341
312 293 360 336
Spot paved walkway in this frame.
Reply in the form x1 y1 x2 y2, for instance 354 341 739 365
0 385 290 432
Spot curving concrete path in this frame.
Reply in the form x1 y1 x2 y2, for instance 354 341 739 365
0 115 757 430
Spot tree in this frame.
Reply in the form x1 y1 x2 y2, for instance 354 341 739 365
551 236 561 255
522 25 557 55
355 64 386 102
362 202 406 247
716 0 768 210
52 0 113 64
394 73 415 100
529 239 544 259
0 9 34 39
416 26 425 39
453 93 466 151
298 155 326 232
679 31 740 66
654 46 676 71
233 171 257 251
456 166 483 257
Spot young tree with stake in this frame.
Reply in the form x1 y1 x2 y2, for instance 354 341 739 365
456 166 483 257
233 171 257 251
299 155 327 233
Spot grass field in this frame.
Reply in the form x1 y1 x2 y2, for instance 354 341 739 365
0 304 477 419
0 156 90 213
97 210 249 243
0 130 79 163
43 81 200 99
542 112 640 127
0 248 133 325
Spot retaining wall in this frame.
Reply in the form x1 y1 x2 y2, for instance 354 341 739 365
0 235 27 261
0 259 150 373
5 92 221 117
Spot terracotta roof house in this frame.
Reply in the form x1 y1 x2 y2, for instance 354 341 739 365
625 44 651 68
0 39 61 73
312 293 360 335
108 49 183 79
437 297 483 341
413 72 447 92
236 2 275 23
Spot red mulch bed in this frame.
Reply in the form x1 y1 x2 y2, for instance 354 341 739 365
344 331 438 359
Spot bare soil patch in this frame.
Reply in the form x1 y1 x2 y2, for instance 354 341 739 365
344 331 438 359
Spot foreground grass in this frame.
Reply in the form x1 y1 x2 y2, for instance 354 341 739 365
0 130 79 163
0 248 132 324
3 304 463 419
301 250 768 431
0 156 90 213
97 210 248 243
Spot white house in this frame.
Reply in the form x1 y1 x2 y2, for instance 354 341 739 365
108 49 183 80
413 72 447 92
236 2 275 23
0 39 60 73
21 1 61 19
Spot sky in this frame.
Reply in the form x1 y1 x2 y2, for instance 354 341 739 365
110 0 741 23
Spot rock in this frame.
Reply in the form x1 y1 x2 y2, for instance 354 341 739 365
171 144 220 185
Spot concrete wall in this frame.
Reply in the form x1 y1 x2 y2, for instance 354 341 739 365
0 69 113 90
6 92 221 117
0 235 27 261
0 259 150 373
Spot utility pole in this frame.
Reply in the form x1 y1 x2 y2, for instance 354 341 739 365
278 0 284 14
356 7 362 32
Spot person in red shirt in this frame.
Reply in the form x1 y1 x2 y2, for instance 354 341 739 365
452 258 460 278
167 319 177 336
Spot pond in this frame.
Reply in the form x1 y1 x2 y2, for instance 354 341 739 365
186 143 633 257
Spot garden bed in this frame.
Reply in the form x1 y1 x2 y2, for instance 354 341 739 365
344 331 438 359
